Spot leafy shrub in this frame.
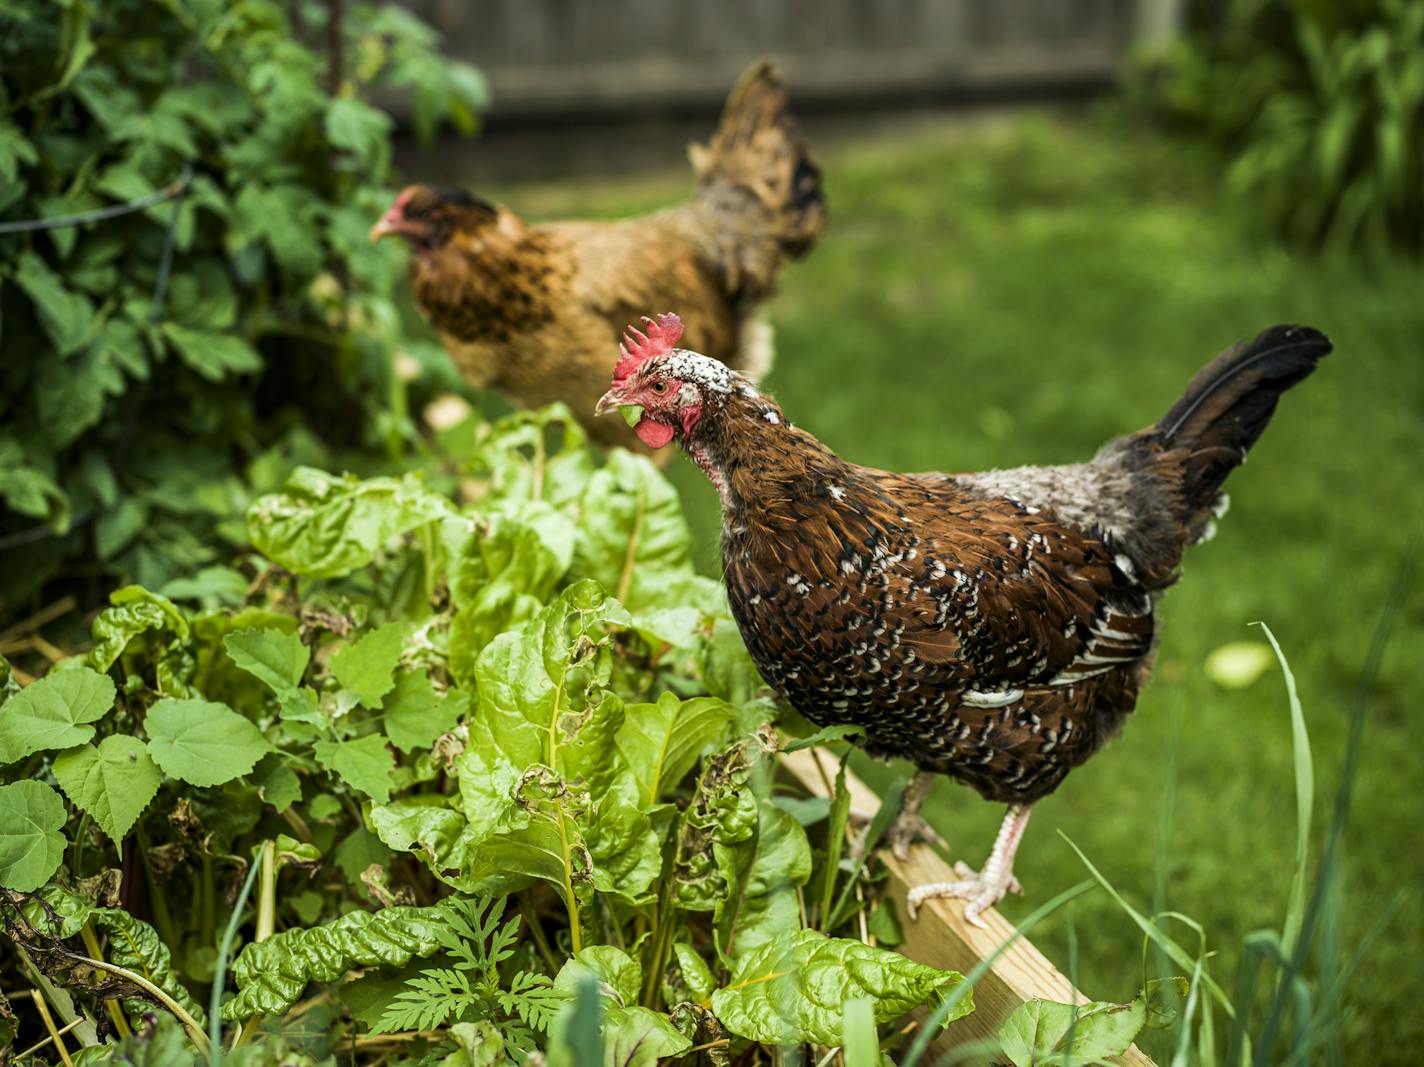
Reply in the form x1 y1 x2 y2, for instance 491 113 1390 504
0 0 486 617
1136 0 1424 257
0 411 973 1062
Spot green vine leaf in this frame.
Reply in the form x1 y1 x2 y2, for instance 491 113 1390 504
382 670 469 753
330 621 409 709
144 698 271 786
0 781 67 891
224 627 309 695
52 735 161 844
0 666 115 764
313 734 396 803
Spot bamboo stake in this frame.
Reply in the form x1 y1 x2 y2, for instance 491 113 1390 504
30 990 77 1067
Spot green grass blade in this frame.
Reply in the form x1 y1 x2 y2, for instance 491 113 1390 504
1171 956 1206 1067
1254 622 1313 958
828 770 911 930
1061 834 1234 1017
841 996 880 1067
566 977 604 1067
209 852 263 1067
1254 562 1409 1064
817 755 853 931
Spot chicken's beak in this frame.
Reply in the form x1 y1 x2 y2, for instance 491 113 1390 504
369 206 404 241
594 389 623 417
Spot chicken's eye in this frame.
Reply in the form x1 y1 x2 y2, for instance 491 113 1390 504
649 381 670 396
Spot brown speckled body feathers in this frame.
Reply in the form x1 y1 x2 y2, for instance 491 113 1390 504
409 61 823 451
688 326 1330 803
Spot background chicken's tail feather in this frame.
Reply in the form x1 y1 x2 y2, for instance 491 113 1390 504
689 59 825 301
1157 323 1331 524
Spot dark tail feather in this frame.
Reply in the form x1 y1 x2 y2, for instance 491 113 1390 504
1158 324 1331 515
690 59 825 287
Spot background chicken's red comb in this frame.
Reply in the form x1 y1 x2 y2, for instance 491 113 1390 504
613 313 683 382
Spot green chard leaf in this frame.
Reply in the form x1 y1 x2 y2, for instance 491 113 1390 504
472 405 595 511
52 735 160 844
224 901 463 1020
554 948 692 1067
616 692 738 806
571 449 697 612
0 666 115 764
88 586 191 673
997 979 1186 1066
89 902 208 1028
247 467 452 579
712 929 972 1046
999 996 1142 1067
144 698 271 786
448 505 576 682
671 943 717 1003
0 781 67 891
467 580 630 787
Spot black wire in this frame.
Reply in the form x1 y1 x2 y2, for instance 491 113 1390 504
147 161 192 323
0 166 191 235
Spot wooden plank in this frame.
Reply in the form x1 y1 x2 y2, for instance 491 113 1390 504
781 747 1155 1067
408 0 1137 118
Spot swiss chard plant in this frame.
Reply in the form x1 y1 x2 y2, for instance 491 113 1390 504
0 408 973 1064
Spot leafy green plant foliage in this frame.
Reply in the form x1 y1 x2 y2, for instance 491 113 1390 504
0 411 968 1061
996 978 1185 1066
0 0 486 612
1138 0 1424 257
712 929 974 1046
373 897 566 1058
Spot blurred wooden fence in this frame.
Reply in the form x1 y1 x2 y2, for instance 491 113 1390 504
412 0 1140 118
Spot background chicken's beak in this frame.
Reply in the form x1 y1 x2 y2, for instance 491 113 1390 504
369 207 403 240
594 390 623 417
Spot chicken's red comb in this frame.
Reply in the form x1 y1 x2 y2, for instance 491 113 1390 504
613 313 684 383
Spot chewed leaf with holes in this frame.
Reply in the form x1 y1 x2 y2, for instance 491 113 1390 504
711 928 971 1045
246 467 452 579
466 580 630 788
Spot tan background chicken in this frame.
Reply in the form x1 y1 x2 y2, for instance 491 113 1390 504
371 60 824 453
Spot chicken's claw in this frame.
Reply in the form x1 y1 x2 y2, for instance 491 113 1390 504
884 811 949 862
905 863 1022 928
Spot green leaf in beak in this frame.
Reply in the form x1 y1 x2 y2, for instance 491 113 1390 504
620 404 644 428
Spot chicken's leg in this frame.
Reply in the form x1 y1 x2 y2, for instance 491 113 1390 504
906 804 1031 928
848 770 947 863
883 770 948 861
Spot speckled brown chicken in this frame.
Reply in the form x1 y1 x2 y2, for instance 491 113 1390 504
371 61 824 453
597 314 1330 924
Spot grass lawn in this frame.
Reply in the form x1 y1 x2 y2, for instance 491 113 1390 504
482 109 1424 1054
